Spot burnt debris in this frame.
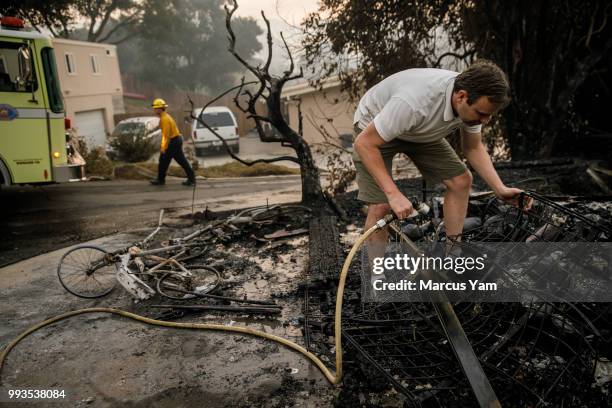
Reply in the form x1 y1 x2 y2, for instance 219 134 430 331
305 162 612 407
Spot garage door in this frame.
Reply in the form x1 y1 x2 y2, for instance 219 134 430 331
75 110 107 149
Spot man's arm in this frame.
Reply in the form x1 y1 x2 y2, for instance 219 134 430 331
354 123 414 218
159 115 170 153
462 130 529 207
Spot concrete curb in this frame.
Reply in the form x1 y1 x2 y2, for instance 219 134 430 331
192 174 302 182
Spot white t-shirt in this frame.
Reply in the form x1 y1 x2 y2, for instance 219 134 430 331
353 68 482 143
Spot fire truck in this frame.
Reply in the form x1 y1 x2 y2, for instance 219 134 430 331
0 16 84 186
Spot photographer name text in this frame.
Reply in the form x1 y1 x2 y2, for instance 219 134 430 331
372 279 497 292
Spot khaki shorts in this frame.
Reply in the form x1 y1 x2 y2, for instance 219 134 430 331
352 125 467 203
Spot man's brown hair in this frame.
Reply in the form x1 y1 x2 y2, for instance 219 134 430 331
453 60 511 107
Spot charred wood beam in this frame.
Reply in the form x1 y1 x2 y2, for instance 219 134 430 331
151 304 281 315
304 215 342 350
156 285 280 307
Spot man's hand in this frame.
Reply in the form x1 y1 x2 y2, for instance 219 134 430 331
387 191 414 219
462 131 533 211
496 186 533 210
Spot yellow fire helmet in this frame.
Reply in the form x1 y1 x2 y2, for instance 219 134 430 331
151 98 168 109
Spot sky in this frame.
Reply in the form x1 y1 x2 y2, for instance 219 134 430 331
233 0 320 26
230 0 321 76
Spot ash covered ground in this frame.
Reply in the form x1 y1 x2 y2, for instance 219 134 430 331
2 160 612 407
1 220 337 407
329 160 612 407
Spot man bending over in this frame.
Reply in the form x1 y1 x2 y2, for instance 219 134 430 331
353 60 526 244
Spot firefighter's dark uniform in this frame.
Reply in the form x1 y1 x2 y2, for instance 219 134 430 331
155 111 195 185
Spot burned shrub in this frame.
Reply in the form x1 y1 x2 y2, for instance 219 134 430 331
313 144 356 197
108 123 157 163
84 147 114 178
75 135 113 178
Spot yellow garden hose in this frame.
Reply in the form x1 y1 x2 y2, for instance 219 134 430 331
0 215 395 386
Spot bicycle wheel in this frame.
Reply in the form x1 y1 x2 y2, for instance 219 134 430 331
157 265 221 300
174 245 207 262
57 245 117 298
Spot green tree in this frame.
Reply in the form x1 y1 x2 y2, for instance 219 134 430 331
302 1 459 99
134 0 262 92
3 0 263 93
1 0 144 44
459 1 612 159
302 0 612 160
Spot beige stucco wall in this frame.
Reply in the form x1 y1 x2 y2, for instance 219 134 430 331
284 84 357 145
52 38 124 133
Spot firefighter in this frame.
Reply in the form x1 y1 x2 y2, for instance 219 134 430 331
149 98 196 186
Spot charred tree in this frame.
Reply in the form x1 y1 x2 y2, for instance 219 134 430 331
302 0 612 160
190 0 325 208
460 0 612 160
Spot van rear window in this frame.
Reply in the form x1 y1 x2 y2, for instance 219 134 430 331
197 112 234 128
112 122 146 137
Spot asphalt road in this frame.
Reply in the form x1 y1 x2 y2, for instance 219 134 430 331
0 176 301 266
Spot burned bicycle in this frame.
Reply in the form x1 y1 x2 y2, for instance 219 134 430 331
56 204 307 314
57 210 220 300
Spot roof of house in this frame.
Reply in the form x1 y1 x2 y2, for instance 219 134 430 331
52 37 117 50
282 76 342 99
192 106 235 114
0 27 50 40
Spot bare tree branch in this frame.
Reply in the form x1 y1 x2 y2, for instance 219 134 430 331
297 99 303 137
85 0 101 41
225 0 264 81
434 50 476 67
216 0 324 204
260 11 273 75
274 0 302 30
194 80 258 119
246 10 274 104
97 9 143 43
190 98 298 165
246 114 272 123
188 91 296 164
280 31 295 80
24 16 43 33
232 77 251 113
44 21 60 37
107 30 140 45
581 2 611 48
284 66 304 83
93 0 117 42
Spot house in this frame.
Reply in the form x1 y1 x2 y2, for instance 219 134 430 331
282 76 357 146
52 38 125 149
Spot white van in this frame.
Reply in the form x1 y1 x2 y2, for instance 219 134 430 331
192 106 239 156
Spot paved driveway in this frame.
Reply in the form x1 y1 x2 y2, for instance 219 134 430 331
0 176 301 266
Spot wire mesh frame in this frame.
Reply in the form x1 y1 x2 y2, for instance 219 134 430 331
340 191 612 407
447 192 612 304
459 191 612 243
